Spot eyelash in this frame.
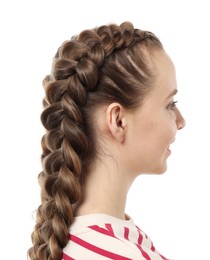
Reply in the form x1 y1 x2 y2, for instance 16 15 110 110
167 101 178 110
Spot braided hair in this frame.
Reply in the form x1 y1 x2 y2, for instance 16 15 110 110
28 21 163 260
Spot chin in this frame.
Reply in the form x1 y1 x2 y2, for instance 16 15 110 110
146 164 168 175
155 164 168 174
137 161 168 176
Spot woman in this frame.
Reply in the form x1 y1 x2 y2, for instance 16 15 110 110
28 21 185 260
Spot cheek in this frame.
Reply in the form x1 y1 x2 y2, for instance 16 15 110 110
146 117 177 148
128 111 177 152
158 120 177 146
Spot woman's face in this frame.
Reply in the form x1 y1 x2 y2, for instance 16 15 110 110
124 50 185 175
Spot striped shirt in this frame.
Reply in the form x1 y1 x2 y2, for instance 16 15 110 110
62 214 168 260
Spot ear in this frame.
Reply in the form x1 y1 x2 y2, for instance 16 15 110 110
105 103 127 143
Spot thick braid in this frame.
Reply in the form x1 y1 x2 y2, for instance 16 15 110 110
28 22 162 260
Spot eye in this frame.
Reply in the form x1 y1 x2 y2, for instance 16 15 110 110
167 101 178 110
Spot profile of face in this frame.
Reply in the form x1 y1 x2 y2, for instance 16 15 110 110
114 49 186 176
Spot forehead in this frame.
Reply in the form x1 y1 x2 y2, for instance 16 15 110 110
147 49 177 98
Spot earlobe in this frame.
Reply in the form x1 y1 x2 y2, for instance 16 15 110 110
106 103 126 143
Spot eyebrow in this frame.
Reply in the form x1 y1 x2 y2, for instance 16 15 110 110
166 89 178 99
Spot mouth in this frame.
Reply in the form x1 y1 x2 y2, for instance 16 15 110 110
167 139 175 155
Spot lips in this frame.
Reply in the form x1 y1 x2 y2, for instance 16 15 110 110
167 138 175 154
167 147 171 155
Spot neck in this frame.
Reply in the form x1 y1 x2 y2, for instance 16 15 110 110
74 158 135 220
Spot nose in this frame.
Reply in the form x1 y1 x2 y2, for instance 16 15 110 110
175 108 186 130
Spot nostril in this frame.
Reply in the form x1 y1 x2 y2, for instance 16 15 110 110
178 117 186 130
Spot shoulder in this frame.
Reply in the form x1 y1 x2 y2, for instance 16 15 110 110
63 228 150 260
62 214 168 260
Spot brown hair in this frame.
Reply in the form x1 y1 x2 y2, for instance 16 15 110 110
28 21 163 260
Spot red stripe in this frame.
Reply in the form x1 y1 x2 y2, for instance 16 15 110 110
151 242 156 251
124 226 151 260
124 227 129 240
136 244 151 260
88 224 116 238
69 234 132 260
62 252 75 260
159 253 168 260
150 242 168 260
136 226 167 260
136 227 143 245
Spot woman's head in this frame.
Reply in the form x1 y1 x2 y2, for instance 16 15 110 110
117 49 185 175
29 21 185 260
42 22 163 171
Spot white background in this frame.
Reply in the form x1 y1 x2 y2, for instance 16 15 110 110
0 1 209 259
